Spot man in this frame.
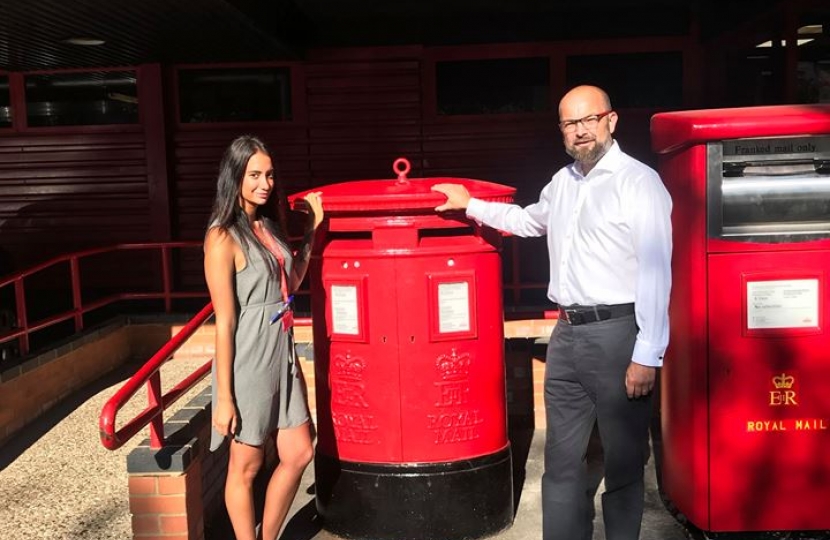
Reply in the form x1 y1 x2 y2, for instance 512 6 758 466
432 85 672 540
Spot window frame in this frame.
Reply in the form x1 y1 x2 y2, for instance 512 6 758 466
18 66 142 133
0 71 13 132
172 61 305 130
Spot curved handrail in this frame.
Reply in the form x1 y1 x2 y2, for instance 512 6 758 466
98 301 314 450
99 302 215 450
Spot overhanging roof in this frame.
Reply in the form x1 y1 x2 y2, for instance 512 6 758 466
0 0 803 71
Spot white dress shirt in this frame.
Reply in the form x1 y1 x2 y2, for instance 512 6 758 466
466 141 672 367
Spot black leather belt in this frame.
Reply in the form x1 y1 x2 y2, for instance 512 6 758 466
558 303 635 325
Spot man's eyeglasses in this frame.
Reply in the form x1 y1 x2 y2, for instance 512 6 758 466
558 111 614 133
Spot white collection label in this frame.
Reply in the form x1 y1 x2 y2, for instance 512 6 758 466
331 284 360 335
438 282 471 333
746 279 819 329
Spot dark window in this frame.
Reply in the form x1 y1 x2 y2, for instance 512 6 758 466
724 48 785 106
566 52 683 109
25 71 138 127
436 57 550 115
796 19 830 104
178 67 292 123
0 76 10 128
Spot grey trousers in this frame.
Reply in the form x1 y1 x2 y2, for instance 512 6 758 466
542 314 653 540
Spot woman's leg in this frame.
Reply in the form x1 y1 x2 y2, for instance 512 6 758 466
260 422 314 540
225 440 265 540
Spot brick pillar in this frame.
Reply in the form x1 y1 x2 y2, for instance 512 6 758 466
123 386 285 540
129 460 204 540
125 388 220 540
128 440 206 540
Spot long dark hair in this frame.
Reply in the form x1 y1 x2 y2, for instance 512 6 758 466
207 135 287 274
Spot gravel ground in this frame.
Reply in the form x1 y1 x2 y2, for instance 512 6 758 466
0 358 210 540
3 354 829 540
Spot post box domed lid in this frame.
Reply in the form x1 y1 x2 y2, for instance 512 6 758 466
288 158 514 214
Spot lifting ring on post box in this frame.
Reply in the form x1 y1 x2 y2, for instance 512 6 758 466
393 157 411 184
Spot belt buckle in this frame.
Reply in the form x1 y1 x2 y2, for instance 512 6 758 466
563 308 585 325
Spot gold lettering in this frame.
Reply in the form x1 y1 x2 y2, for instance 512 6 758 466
746 419 788 432
794 419 829 431
769 391 797 406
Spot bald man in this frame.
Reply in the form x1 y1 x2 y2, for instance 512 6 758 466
433 85 672 540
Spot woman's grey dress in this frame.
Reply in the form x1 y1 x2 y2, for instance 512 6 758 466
209 226 310 451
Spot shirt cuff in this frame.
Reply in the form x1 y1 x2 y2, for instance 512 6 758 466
632 339 665 367
466 198 486 222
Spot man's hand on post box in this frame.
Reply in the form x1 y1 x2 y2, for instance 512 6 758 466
432 183 472 212
625 362 656 399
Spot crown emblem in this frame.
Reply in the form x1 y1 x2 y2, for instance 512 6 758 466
436 348 471 381
333 353 366 381
772 373 795 389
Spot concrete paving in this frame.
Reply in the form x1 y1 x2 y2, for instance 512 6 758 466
254 429 691 540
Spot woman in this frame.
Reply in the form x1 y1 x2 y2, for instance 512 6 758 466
204 135 323 540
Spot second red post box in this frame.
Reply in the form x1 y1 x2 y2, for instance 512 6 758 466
290 159 515 540
652 105 830 533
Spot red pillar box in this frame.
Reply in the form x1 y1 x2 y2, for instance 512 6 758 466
651 105 830 533
290 159 515 540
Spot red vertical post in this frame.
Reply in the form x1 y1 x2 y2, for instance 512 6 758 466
138 64 173 242
13 278 28 356
161 246 172 313
70 257 83 332
147 371 165 448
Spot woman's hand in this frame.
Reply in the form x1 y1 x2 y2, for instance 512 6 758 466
212 396 237 438
290 191 324 291
303 191 324 231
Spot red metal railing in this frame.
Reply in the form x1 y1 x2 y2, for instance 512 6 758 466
99 302 215 450
0 242 206 357
97 303 313 450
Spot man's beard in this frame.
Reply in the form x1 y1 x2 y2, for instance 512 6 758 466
566 137 611 164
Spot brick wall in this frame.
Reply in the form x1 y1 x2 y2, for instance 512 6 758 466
0 320 133 445
0 316 208 447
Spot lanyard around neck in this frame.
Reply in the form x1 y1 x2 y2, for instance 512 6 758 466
252 221 290 303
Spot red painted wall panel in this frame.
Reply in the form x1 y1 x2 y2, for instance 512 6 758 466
0 131 148 272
